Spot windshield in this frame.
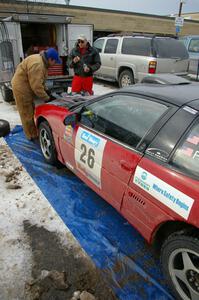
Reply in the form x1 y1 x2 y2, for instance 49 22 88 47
154 38 189 59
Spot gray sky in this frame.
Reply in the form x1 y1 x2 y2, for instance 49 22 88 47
68 0 199 16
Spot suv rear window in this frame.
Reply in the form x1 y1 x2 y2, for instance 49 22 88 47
154 38 188 59
122 37 151 56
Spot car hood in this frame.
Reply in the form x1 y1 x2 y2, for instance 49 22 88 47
44 95 97 110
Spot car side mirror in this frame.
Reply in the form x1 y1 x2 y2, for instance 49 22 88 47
64 113 78 128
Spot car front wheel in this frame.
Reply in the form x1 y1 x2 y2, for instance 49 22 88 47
39 121 58 165
118 70 134 88
161 232 199 300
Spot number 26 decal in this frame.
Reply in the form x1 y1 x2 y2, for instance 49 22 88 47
80 143 95 169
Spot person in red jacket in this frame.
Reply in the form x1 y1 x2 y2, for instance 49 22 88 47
69 34 101 95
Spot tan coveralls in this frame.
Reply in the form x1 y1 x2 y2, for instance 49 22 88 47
11 53 50 140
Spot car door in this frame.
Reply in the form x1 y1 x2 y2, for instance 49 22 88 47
98 38 119 80
60 92 170 212
121 106 198 242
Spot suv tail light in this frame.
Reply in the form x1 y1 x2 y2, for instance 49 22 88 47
148 61 157 74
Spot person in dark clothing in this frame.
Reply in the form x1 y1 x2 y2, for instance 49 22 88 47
69 34 101 95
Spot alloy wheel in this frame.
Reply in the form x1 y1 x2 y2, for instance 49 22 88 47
169 248 199 300
39 128 52 160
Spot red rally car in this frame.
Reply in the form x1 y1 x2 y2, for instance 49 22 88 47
35 81 199 300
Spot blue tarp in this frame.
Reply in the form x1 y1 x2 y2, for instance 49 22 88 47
5 126 173 300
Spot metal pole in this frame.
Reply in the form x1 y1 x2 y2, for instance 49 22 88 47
178 1 183 17
26 0 29 13
176 1 185 37
197 59 199 81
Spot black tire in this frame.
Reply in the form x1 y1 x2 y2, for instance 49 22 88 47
161 231 199 300
39 121 58 165
1 84 14 102
118 70 134 88
0 119 10 137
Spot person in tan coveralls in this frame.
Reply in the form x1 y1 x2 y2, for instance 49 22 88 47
11 48 61 140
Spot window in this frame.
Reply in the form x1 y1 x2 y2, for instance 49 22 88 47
188 38 199 53
0 41 14 73
93 39 105 53
171 120 199 178
104 39 118 54
121 37 151 56
80 94 168 148
154 38 189 59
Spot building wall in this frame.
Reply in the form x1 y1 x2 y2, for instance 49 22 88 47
182 12 199 21
0 1 199 36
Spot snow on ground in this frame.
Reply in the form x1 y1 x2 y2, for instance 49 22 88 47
0 100 21 129
0 138 78 299
93 80 117 95
0 81 116 300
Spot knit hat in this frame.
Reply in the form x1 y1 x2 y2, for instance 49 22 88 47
45 48 61 64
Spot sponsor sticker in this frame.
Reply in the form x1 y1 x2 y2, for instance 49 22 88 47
187 135 199 146
183 106 197 115
193 150 199 161
64 125 73 142
146 148 169 162
75 128 107 188
181 132 199 159
133 166 194 220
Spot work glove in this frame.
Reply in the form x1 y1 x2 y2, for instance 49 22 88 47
46 89 51 97
45 92 58 103
45 95 57 103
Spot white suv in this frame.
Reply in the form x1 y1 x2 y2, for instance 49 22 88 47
94 35 189 87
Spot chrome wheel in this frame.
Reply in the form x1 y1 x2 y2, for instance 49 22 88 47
39 127 52 160
119 70 134 88
121 74 132 87
169 248 199 300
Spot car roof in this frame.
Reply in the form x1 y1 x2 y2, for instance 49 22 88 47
121 83 199 110
103 35 176 40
